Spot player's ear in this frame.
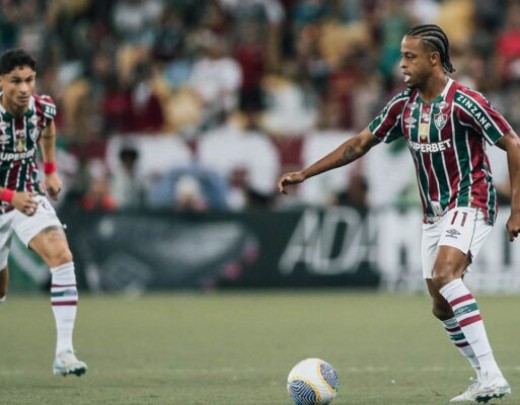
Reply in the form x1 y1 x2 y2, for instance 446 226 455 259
430 51 441 68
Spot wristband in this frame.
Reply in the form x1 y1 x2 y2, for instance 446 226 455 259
0 188 14 203
43 161 56 175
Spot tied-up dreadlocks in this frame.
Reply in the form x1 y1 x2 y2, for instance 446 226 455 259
406 24 456 74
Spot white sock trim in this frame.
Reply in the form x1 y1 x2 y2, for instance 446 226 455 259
439 278 464 298
51 262 76 286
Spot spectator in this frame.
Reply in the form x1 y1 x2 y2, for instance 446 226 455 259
496 3 520 85
198 109 280 209
146 165 229 211
110 144 146 209
80 159 117 211
189 32 242 131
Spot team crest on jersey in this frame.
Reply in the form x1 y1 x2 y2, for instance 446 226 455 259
29 129 39 142
29 115 39 142
434 112 447 130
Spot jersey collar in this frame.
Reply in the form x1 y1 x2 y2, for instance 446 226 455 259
417 78 454 104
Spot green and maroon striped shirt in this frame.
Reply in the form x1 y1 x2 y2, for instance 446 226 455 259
0 94 56 213
368 79 511 225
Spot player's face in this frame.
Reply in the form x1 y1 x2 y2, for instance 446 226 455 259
399 36 436 88
0 66 36 113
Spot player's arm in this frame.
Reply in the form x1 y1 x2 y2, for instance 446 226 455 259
277 128 379 194
39 120 62 201
496 130 520 241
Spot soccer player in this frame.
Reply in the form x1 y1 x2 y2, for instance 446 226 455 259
0 49 87 377
278 24 520 403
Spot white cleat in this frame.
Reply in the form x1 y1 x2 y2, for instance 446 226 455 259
450 381 480 402
450 374 511 403
52 350 87 377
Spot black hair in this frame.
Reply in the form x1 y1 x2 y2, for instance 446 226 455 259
0 49 36 75
406 24 455 73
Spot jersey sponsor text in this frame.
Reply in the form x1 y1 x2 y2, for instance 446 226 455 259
409 139 452 153
455 93 492 131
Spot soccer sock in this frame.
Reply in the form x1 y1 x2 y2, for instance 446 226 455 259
50 262 78 355
439 279 502 376
441 317 481 379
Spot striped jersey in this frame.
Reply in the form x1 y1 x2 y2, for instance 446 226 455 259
0 93 57 213
368 79 511 225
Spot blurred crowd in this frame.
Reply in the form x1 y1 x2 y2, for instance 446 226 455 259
0 0 518 212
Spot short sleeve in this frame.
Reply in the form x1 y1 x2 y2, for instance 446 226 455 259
368 92 408 144
455 90 512 145
39 95 57 125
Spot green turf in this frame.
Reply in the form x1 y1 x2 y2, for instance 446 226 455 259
0 291 518 404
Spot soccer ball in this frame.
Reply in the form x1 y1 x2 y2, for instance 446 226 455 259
287 358 339 405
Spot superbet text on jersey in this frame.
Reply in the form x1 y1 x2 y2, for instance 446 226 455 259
369 79 511 225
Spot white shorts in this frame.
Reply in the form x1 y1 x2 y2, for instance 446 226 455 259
421 207 493 279
0 195 63 268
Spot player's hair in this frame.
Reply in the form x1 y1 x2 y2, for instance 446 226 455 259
406 24 455 73
0 49 36 75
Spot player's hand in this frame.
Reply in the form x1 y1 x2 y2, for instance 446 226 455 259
44 172 63 201
506 209 520 242
277 171 306 194
11 191 38 216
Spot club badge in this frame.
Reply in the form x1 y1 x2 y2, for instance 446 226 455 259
434 112 447 130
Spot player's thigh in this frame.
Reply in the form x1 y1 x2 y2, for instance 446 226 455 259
433 208 491 281
438 207 491 260
12 196 71 263
422 220 443 279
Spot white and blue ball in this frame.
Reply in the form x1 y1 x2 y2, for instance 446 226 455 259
287 358 339 405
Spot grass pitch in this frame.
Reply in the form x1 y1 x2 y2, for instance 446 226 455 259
0 291 518 404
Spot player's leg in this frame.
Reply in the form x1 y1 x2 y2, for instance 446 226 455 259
425 279 481 378
0 266 8 303
430 208 509 402
14 196 86 376
0 217 12 304
422 219 480 378
29 226 87 376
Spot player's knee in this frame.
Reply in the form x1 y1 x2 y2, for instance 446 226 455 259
431 304 453 320
431 272 452 290
47 247 74 267
431 262 459 290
